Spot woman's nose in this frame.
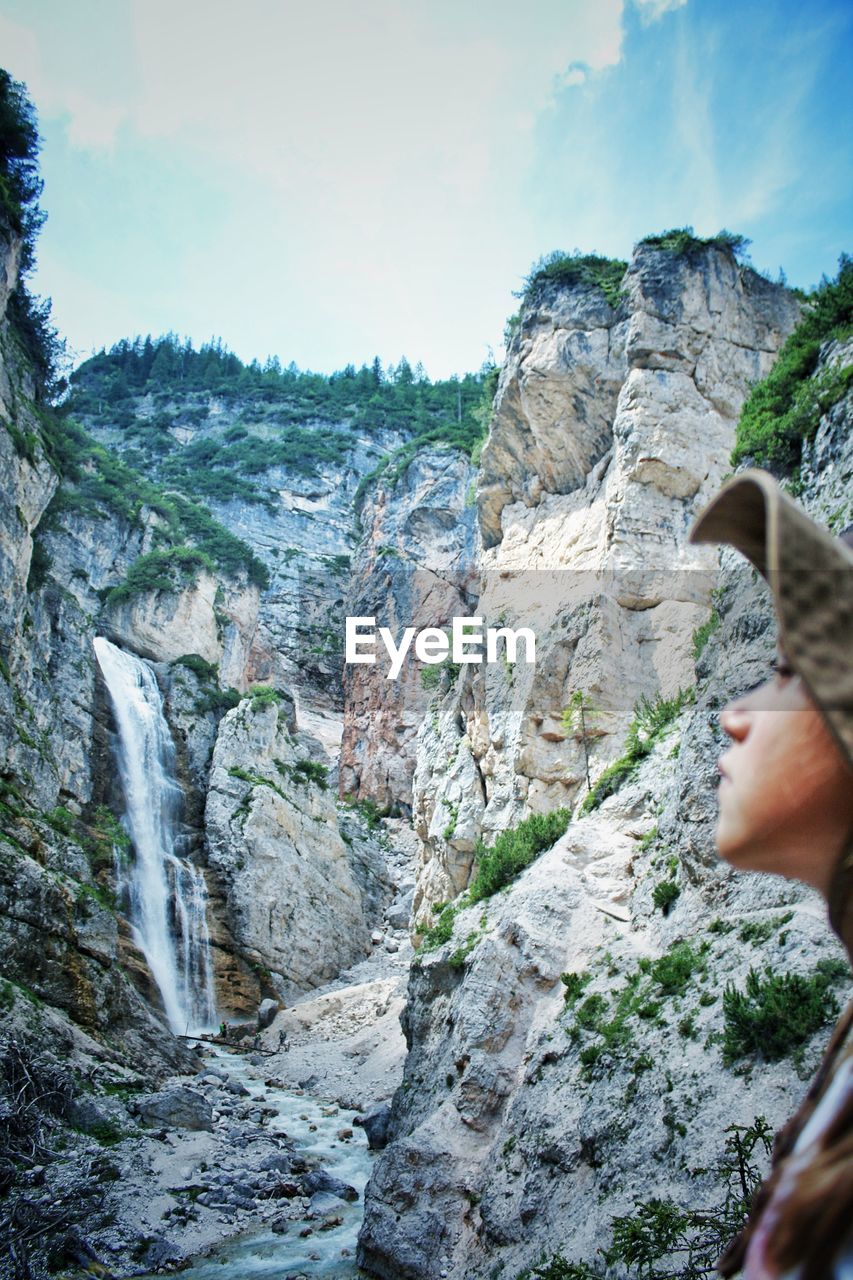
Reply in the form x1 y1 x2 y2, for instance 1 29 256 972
719 698 749 741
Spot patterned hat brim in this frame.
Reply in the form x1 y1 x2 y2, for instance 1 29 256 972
689 469 853 769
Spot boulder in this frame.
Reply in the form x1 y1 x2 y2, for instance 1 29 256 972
224 1078 250 1096
260 1151 292 1173
257 997 280 1030
386 898 412 930
301 1168 359 1202
355 1102 392 1150
133 1086 213 1131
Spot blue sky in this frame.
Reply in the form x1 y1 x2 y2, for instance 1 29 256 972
1 0 851 378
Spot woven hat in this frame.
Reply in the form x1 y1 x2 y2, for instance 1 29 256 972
689 468 853 769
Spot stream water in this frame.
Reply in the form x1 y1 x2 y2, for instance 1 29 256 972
153 1046 372 1279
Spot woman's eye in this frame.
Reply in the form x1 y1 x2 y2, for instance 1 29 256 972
769 657 795 679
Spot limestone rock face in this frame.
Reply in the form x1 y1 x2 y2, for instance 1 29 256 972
0 222 21 320
204 697 386 1001
339 447 478 811
478 285 628 550
410 245 800 931
358 258 851 1280
102 568 259 678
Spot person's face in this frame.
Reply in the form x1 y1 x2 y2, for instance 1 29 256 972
717 649 853 894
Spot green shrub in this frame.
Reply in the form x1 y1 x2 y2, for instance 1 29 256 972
104 547 214 606
722 965 840 1064
448 918 488 970
85 805 130 870
581 688 694 814
560 972 591 1006
738 912 794 946
82 1118 127 1147
442 800 460 840
567 942 707 1078
194 686 240 715
568 973 646 1076
733 255 852 474
26 538 52 593
468 808 571 903
174 653 219 682
248 684 281 711
708 917 734 936
692 607 720 661
45 805 76 837
227 765 286 802
289 758 329 790
340 795 388 830
652 880 680 914
575 993 608 1030
418 902 459 951
521 251 628 309
516 1256 600 1280
420 663 442 690
639 226 751 260
649 942 706 996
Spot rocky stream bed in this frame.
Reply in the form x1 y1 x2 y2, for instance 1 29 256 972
1 925 412 1280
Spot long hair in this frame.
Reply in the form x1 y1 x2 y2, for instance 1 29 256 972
719 1001 853 1278
768 1086 853 1279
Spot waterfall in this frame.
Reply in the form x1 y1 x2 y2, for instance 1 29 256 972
93 636 217 1035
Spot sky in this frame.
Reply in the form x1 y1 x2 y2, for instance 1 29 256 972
1 0 851 379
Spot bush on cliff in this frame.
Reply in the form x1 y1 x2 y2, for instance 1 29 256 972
520 250 628 309
468 808 571 903
732 254 853 474
416 808 571 955
639 226 751 261
102 547 214 606
721 961 843 1065
580 688 694 815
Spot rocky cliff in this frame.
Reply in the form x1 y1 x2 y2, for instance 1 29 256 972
407 243 800 927
356 250 852 1279
0 223 199 1071
340 445 479 811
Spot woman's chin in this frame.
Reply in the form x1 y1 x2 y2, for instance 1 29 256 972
715 820 752 870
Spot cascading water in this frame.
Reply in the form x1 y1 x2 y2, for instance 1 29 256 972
93 636 217 1035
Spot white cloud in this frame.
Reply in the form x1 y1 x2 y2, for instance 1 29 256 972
119 0 626 200
633 0 688 25
557 65 590 89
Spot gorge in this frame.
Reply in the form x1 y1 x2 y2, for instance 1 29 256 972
1 118 852 1279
